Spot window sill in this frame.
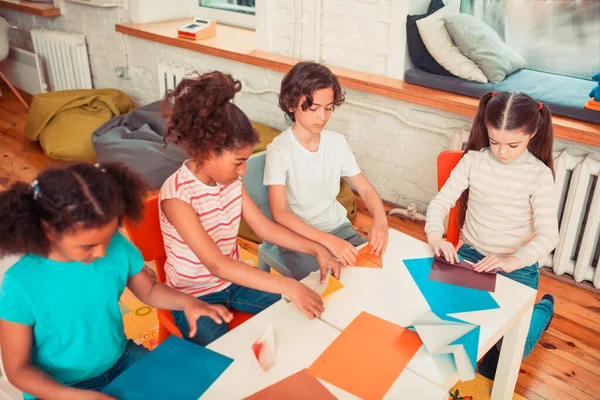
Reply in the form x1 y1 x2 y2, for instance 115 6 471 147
0 0 61 17
115 19 600 147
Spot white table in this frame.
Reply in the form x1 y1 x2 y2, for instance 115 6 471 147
320 229 536 400
203 300 447 400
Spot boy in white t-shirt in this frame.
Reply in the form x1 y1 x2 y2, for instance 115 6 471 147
264 62 389 280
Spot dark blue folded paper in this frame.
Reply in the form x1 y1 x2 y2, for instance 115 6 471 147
403 257 500 315
102 336 233 400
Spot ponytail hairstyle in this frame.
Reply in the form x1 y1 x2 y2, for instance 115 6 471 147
0 163 147 257
457 91 554 229
163 71 259 164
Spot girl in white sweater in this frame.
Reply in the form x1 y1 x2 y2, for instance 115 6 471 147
426 91 558 379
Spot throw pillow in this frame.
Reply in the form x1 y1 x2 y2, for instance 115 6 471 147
416 6 488 83
445 13 528 83
406 0 452 77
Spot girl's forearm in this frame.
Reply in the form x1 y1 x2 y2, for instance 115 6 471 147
363 189 387 224
208 256 296 296
7 365 85 400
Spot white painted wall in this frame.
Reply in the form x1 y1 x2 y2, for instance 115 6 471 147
1 1 598 212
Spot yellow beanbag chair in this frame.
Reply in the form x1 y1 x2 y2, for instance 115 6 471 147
25 89 134 160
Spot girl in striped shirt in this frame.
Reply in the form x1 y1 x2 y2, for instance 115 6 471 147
425 92 558 379
159 72 341 346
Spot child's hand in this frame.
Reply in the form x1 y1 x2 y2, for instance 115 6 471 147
315 248 342 282
427 232 460 264
287 280 325 319
368 219 388 256
183 299 233 338
474 255 521 273
324 235 358 266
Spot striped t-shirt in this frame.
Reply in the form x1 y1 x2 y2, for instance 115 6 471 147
425 148 559 267
159 162 242 296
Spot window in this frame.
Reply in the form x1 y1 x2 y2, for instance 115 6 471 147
461 0 600 79
197 0 256 29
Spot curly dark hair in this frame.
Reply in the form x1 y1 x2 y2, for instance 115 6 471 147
279 62 345 122
163 71 259 163
0 162 147 257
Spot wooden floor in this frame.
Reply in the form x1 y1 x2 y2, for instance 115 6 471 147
1 89 598 400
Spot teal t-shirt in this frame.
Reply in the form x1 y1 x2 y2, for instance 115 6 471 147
0 232 144 397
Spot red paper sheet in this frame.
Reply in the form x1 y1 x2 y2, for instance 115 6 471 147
244 369 336 400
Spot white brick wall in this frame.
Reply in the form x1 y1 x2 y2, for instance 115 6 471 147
2 2 599 213
271 0 396 75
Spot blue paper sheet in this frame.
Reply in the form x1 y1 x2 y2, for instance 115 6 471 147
451 325 480 373
408 309 481 381
102 336 233 400
403 257 500 315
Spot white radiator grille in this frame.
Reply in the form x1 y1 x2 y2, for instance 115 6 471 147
31 29 93 92
548 150 600 288
157 62 197 99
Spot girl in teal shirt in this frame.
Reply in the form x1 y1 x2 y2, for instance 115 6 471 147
0 163 232 400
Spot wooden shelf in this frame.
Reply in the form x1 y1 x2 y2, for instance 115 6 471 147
0 0 61 17
65 0 119 8
115 19 600 147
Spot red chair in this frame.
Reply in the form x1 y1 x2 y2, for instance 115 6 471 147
436 150 464 247
124 195 253 344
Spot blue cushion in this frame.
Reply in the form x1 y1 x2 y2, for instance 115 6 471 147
258 242 292 277
405 68 599 124
243 152 290 275
243 152 269 207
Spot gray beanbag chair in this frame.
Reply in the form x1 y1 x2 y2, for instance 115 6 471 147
92 101 187 189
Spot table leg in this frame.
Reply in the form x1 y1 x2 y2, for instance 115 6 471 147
491 305 533 400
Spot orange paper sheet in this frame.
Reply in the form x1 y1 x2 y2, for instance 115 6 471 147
321 275 344 298
244 369 336 400
308 312 423 400
355 245 383 268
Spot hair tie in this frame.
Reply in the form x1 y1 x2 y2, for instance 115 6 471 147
30 180 41 200
492 91 499 97
538 101 543 111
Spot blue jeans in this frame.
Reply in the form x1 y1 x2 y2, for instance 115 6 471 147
35 340 148 397
458 244 554 358
172 283 281 346
280 222 368 280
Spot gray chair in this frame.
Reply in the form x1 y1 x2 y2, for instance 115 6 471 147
0 17 29 110
242 151 292 277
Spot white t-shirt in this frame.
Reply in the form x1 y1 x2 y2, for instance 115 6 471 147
264 128 361 232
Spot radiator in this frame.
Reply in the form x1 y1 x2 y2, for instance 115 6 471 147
31 29 93 92
548 150 600 288
157 62 197 99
